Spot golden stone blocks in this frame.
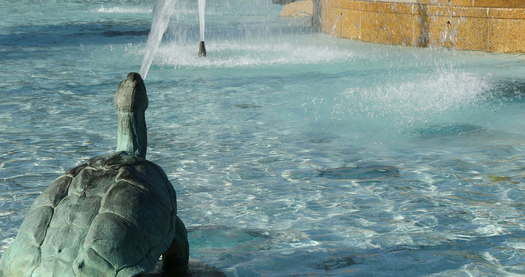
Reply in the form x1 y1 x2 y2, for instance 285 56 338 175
316 0 525 53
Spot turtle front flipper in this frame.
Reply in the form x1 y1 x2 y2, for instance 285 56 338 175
162 216 189 276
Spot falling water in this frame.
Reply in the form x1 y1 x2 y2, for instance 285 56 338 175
139 0 176 79
198 0 206 42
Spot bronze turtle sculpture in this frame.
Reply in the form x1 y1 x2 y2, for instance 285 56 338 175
0 73 188 276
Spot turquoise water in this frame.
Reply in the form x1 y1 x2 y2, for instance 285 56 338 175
2 0 525 276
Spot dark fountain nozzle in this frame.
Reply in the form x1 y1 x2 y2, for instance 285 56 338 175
198 41 207 57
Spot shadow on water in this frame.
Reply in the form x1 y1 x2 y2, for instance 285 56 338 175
204 231 525 276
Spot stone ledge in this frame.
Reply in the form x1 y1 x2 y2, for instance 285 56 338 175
280 0 314 17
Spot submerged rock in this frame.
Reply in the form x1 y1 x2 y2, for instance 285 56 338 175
414 123 484 138
318 165 400 180
303 132 338 144
316 256 356 270
188 225 271 251
488 175 514 183
234 104 262 109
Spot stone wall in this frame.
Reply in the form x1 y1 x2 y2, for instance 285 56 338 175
280 0 314 17
320 0 525 53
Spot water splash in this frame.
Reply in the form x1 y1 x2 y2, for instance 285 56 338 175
336 69 490 126
198 0 206 42
139 0 176 79
148 41 353 67
95 7 152 14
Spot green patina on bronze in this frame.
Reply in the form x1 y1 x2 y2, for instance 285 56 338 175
0 73 189 277
115 73 148 158
198 41 207 57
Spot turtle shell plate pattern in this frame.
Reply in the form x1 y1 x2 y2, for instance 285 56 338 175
1 152 179 277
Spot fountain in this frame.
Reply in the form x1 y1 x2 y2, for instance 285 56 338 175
198 0 207 57
140 0 207 78
4 0 525 276
139 0 176 79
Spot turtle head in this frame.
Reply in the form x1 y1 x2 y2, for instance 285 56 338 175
115 72 148 158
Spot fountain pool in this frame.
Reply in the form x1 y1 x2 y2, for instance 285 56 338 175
2 0 525 276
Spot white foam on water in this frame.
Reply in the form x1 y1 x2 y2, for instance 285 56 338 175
146 41 354 68
95 7 198 15
95 7 152 14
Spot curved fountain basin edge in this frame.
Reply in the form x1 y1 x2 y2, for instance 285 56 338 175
319 0 525 53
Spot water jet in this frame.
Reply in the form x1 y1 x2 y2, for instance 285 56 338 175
198 0 207 57
140 0 176 79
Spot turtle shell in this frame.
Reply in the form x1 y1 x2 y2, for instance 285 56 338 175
1 152 184 277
